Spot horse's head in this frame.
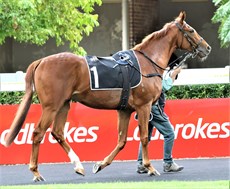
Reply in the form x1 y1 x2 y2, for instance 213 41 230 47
175 11 211 61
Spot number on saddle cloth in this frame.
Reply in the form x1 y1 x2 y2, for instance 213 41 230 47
85 50 141 90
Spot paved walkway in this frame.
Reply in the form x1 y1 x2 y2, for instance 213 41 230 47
0 158 229 185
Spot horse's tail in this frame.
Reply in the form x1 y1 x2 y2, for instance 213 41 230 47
3 59 41 147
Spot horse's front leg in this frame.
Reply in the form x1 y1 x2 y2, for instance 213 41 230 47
137 104 160 176
93 110 131 173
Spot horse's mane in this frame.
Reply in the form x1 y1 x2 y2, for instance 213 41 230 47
133 22 173 50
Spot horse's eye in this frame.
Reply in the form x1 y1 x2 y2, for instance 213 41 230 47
190 29 195 33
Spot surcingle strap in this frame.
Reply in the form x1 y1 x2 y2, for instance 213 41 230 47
117 65 131 110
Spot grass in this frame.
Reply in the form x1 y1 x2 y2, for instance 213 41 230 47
1 181 229 189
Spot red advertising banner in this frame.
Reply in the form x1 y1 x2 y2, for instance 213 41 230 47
0 98 229 164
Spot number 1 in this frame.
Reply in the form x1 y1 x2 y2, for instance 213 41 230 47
90 66 99 88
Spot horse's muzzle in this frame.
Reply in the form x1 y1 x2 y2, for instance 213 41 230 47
197 44 211 60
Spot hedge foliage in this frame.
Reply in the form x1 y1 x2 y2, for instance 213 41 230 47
166 83 230 99
0 84 229 105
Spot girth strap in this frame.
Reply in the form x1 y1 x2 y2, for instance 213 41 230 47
117 65 130 110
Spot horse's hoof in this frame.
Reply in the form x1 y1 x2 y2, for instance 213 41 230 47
75 168 85 176
148 169 161 176
33 175 46 182
92 162 102 174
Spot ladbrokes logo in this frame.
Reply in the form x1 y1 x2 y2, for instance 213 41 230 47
0 122 99 145
0 118 229 145
127 118 230 141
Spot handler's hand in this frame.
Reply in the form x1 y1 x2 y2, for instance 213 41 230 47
170 66 182 81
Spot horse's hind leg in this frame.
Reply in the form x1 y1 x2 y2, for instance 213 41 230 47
93 110 131 173
51 101 85 176
29 108 56 182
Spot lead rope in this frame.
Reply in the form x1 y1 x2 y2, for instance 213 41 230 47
164 52 193 80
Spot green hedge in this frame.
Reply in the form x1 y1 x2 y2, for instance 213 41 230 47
0 91 40 105
0 84 229 105
166 83 230 99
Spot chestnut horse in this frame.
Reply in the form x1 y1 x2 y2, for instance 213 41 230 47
3 12 211 181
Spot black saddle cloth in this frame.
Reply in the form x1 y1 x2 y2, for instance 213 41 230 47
85 50 141 90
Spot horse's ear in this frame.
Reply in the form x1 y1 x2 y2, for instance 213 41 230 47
177 11 186 24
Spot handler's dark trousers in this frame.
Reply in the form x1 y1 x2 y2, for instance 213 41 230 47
137 104 175 164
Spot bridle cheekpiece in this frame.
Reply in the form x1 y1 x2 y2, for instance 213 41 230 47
175 22 203 58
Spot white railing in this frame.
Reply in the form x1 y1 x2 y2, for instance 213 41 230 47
173 66 229 85
0 67 229 92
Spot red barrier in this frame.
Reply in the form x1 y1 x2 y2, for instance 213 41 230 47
0 98 229 164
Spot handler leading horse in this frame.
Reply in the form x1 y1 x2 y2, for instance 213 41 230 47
3 12 211 181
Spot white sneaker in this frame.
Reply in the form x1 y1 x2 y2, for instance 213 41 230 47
163 162 184 172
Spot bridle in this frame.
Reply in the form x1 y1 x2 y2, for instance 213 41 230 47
136 21 205 75
175 22 204 58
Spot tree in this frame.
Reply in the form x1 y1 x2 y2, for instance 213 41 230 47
0 0 102 54
212 0 230 48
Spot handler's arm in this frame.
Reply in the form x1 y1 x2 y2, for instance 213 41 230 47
162 67 182 91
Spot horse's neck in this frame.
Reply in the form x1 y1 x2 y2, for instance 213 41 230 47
142 34 177 71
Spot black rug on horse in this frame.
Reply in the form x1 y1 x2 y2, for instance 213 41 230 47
85 50 141 90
